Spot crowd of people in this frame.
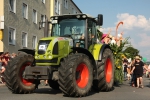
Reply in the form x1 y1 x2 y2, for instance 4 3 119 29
0 52 49 85
0 52 17 83
100 31 124 46
100 30 150 89
123 56 150 89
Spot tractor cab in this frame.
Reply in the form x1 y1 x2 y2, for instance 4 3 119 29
50 14 103 49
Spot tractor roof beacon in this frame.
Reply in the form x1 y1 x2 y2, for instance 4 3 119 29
4 14 115 97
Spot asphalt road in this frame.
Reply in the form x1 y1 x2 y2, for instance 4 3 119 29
0 78 150 100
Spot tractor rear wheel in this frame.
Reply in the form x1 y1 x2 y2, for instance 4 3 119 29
58 53 93 97
93 48 114 91
4 53 36 94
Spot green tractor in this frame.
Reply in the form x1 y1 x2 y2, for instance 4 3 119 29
4 14 114 97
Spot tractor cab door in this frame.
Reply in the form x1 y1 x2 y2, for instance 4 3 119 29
87 19 97 48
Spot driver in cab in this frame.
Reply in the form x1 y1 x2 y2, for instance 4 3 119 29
74 28 84 47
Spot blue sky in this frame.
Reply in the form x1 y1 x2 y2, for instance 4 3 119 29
73 0 150 61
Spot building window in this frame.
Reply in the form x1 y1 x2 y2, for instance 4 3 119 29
55 0 60 15
9 27 16 45
22 32 27 47
64 0 65 7
32 36 37 49
33 9 37 24
66 0 68 9
41 15 46 27
72 8 74 14
55 0 58 13
58 1 60 15
9 0 16 13
22 3 28 19
72 8 76 14
64 0 68 9
42 0 45 4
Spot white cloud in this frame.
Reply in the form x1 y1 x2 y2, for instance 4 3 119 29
141 50 150 56
100 27 116 36
116 13 150 31
138 33 150 47
129 38 137 48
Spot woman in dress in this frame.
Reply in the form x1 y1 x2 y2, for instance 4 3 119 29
131 56 149 88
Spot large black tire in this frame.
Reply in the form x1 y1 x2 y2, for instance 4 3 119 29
93 48 114 92
48 79 59 90
4 53 36 94
58 53 93 97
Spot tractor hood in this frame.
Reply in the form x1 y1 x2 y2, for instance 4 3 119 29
35 37 73 65
36 37 73 55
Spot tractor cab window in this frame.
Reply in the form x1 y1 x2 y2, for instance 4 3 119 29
51 19 85 39
51 18 86 47
87 19 97 47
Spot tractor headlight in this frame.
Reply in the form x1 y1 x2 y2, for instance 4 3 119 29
55 17 58 19
76 15 80 18
50 18 53 21
82 15 87 18
43 55 46 58
49 56 52 59
36 55 39 58
47 54 52 59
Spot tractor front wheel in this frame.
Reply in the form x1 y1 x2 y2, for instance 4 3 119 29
58 53 93 97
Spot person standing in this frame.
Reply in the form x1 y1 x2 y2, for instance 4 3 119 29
101 33 111 44
130 60 136 87
0 56 6 84
127 62 131 80
123 60 128 81
148 64 150 78
0 59 5 74
131 56 149 88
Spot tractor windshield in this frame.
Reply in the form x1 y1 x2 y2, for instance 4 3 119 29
51 19 85 39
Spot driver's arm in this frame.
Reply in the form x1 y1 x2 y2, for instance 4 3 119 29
80 34 84 39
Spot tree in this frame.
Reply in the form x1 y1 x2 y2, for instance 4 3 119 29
123 46 139 59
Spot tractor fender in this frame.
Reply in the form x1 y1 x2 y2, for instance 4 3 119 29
98 44 111 61
91 44 111 80
18 49 35 56
71 47 95 61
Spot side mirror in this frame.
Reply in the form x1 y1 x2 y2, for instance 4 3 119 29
97 14 103 26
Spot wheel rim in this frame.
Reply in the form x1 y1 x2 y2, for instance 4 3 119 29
76 63 89 88
105 58 112 83
20 62 34 86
